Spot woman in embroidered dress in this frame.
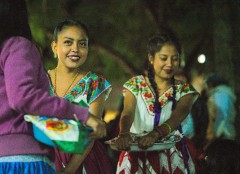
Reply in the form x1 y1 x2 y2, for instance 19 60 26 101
114 33 199 174
0 1 106 174
48 20 113 174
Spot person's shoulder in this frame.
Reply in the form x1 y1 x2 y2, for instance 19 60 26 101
127 75 144 82
175 79 186 85
1 36 35 59
6 36 32 45
87 71 107 80
175 80 199 94
124 75 145 89
3 36 34 51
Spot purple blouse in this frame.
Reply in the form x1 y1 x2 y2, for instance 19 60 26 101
0 37 88 158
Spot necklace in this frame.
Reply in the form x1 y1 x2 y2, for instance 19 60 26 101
54 68 79 97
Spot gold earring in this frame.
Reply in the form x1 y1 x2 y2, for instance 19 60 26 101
54 53 57 58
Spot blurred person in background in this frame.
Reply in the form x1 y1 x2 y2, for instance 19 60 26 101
205 73 236 143
175 70 209 154
174 69 195 139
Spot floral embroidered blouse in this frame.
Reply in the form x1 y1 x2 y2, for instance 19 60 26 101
123 75 198 134
49 72 112 108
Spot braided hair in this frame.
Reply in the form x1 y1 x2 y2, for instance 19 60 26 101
147 33 181 126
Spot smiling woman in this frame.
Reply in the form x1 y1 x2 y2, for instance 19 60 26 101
0 1 107 174
48 19 113 174
114 33 199 174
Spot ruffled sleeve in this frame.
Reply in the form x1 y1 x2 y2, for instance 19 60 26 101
87 72 112 104
177 83 199 102
123 76 143 98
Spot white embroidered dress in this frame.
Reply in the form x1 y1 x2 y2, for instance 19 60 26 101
116 75 199 174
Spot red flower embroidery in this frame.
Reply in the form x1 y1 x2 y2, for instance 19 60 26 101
159 100 164 106
149 104 154 112
144 92 152 98
141 81 147 87
91 80 98 90
182 84 189 90
165 92 171 97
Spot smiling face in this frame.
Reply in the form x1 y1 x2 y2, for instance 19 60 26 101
52 25 88 70
149 43 180 80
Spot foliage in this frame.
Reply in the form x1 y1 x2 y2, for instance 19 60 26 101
26 0 240 109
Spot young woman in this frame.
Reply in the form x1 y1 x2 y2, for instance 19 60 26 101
115 33 199 174
48 20 113 174
0 1 106 173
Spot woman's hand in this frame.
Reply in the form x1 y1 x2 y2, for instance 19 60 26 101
114 133 133 151
86 114 106 139
138 130 160 149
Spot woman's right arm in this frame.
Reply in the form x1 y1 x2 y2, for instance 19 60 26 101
114 90 136 150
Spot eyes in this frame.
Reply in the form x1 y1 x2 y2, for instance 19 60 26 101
63 39 88 48
159 55 179 62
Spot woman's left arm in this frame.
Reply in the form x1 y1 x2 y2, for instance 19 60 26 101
62 94 106 174
162 94 196 131
138 94 196 149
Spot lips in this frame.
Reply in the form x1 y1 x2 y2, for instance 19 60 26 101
68 55 80 61
164 69 173 74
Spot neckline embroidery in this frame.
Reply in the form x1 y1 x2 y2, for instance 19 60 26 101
136 76 188 115
50 71 91 102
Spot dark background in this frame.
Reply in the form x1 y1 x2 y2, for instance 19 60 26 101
26 0 240 117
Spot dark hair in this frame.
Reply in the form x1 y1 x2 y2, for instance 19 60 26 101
206 73 228 88
147 33 181 57
147 33 181 123
191 89 209 150
53 19 89 42
0 0 32 48
201 139 240 174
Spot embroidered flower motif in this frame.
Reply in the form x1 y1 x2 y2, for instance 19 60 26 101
91 80 99 90
78 82 85 89
165 92 171 98
123 76 197 116
149 104 154 112
140 81 147 87
144 92 152 98
71 90 78 96
129 80 135 85
50 72 111 105
159 100 165 106
182 84 190 92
